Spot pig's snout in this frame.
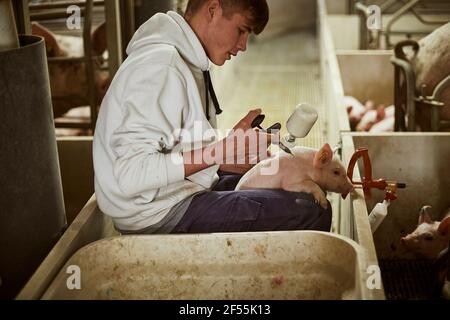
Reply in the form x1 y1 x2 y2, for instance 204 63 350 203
341 179 354 199
400 236 418 247
400 237 407 246
347 182 354 193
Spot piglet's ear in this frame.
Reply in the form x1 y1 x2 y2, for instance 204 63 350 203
31 22 61 57
346 106 353 114
91 21 107 56
313 143 333 168
418 205 433 224
438 215 450 236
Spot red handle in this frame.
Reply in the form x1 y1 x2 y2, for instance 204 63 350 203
346 148 388 199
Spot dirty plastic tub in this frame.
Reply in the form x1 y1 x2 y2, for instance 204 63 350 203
41 231 370 299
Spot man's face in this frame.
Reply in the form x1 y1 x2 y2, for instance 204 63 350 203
205 8 252 66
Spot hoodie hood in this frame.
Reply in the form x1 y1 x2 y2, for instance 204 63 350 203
126 11 209 71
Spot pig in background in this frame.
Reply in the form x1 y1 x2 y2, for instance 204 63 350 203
31 22 110 119
235 143 354 209
54 106 91 137
344 96 395 132
401 205 450 259
401 205 450 299
406 22 450 131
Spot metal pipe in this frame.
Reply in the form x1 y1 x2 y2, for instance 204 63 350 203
431 75 450 102
30 9 88 21
48 56 86 63
391 56 417 131
428 75 450 131
0 0 19 51
385 0 421 48
83 0 98 132
379 0 399 12
29 1 105 21
409 8 449 25
29 0 104 10
355 2 371 49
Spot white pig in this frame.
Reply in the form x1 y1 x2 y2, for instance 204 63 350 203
369 116 394 133
356 104 387 132
369 105 395 133
54 106 91 137
235 143 354 209
345 96 366 129
32 22 110 118
408 22 450 131
345 96 373 130
401 205 450 259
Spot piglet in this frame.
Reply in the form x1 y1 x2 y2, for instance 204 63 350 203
369 105 395 133
345 96 370 130
235 143 354 208
401 205 450 259
54 106 91 136
356 104 387 132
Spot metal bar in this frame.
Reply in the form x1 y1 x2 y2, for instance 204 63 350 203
385 0 421 48
29 1 106 21
48 56 86 63
431 74 450 102
379 0 400 12
29 0 104 10
105 0 123 78
12 0 31 35
54 121 91 129
52 94 88 99
0 0 19 51
409 5 449 25
380 29 434 35
391 57 417 131
120 0 135 59
83 0 98 132
393 63 405 131
355 2 371 49
430 75 450 131
30 8 87 21
431 106 440 131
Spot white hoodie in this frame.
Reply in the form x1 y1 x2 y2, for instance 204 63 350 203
93 11 220 231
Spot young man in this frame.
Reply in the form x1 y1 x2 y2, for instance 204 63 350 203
93 0 331 234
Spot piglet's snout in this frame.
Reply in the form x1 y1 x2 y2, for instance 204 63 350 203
401 236 418 247
341 180 354 199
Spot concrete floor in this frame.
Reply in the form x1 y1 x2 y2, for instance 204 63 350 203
213 28 326 150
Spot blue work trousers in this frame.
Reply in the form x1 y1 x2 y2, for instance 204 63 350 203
171 171 332 233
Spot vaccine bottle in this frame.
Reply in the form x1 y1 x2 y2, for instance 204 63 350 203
368 200 390 233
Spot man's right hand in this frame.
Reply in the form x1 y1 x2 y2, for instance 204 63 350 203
182 109 276 177
212 108 275 166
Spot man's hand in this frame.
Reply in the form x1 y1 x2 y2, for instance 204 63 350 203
182 109 276 177
213 109 275 166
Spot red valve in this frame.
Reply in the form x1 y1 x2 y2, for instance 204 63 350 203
346 148 405 201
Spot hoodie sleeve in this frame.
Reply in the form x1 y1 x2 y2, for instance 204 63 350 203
110 64 187 197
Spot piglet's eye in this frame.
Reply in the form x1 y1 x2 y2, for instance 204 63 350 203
424 235 434 241
333 170 340 176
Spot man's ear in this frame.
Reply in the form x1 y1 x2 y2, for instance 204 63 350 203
207 0 221 20
313 143 333 168
31 22 61 57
